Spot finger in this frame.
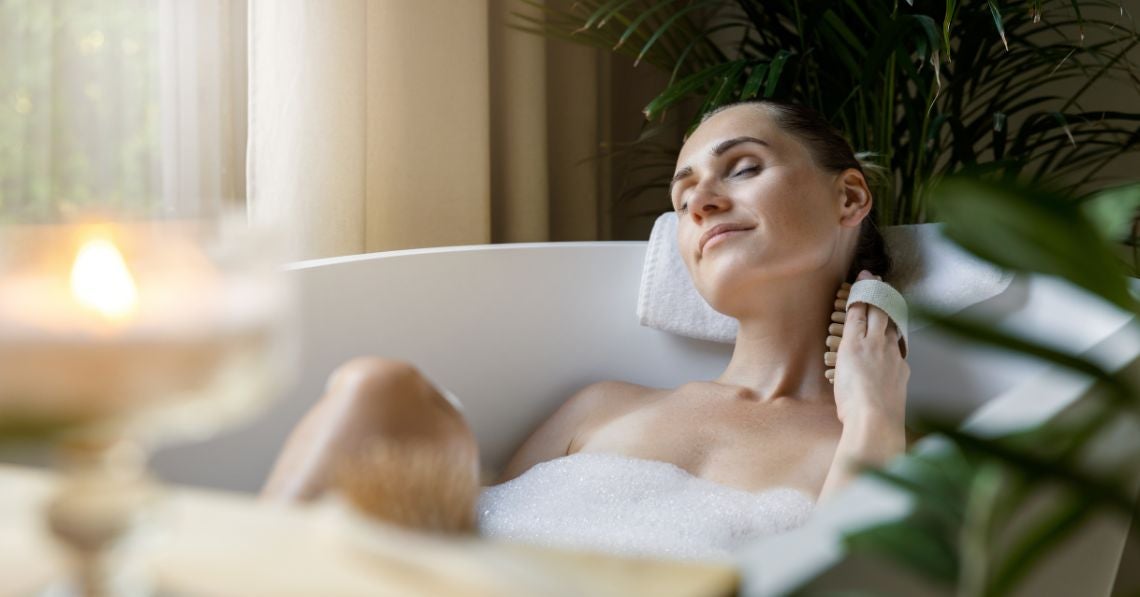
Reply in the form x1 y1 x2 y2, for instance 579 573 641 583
828 323 844 336
866 303 890 336
824 352 837 367
851 271 887 336
885 327 906 358
869 274 891 335
845 302 868 337
825 335 841 349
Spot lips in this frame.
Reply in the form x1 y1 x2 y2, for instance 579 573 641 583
699 222 756 255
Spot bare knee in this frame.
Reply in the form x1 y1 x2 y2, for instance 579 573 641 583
326 357 425 400
322 356 460 439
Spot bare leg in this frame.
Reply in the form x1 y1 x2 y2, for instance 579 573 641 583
262 357 480 504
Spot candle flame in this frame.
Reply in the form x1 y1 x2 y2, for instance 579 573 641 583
70 238 138 320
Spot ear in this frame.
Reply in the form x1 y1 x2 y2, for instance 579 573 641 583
835 168 872 229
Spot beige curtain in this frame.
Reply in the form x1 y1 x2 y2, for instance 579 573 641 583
247 0 613 261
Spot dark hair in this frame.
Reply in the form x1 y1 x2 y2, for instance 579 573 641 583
700 99 891 282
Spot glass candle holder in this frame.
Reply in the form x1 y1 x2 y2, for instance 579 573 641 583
0 211 296 595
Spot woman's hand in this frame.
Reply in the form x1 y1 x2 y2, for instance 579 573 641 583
832 270 909 428
818 270 910 503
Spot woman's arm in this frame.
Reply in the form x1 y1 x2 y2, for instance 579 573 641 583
817 410 906 503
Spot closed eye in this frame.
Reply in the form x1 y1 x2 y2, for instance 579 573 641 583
733 165 760 177
672 187 690 214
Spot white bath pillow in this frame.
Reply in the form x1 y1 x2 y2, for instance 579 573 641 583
636 213 1014 343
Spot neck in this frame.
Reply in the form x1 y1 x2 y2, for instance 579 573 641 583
716 276 841 405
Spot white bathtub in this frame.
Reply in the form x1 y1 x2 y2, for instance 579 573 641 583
145 242 1140 595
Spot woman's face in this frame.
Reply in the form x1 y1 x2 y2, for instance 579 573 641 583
670 105 858 312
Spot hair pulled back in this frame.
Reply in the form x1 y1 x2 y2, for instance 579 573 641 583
699 99 891 282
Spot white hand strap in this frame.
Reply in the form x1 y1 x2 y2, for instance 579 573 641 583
845 279 909 358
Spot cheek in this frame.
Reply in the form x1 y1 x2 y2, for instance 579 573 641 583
677 228 697 264
759 183 839 268
774 177 836 240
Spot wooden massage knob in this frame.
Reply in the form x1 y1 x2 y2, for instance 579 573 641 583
823 282 851 385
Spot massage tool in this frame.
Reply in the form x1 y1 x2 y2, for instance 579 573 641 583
824 275 909 384
823 282 852 384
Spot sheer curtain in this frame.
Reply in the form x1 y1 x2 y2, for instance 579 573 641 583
0 0 246 221
158 0 247 218
247 0 613 261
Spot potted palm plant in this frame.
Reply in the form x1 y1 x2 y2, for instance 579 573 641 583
516 0 1139 228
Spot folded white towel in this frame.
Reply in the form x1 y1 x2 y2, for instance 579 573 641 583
637 213 1013 344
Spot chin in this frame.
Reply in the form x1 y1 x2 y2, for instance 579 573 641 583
693 255 758 315
696 250 828 314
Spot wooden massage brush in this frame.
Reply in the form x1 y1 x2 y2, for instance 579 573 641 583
823 281 852 385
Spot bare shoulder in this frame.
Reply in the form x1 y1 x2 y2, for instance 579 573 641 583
494 380 661 484
571 380 661 412
539 380 662 434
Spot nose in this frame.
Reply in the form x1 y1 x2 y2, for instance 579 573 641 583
687 183 731 222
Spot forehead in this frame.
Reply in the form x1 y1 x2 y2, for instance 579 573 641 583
677 104 798 165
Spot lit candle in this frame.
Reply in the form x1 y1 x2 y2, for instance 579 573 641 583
0 221 289 440
70 237 138 321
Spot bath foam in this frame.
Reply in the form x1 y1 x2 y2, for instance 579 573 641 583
477 452 814 562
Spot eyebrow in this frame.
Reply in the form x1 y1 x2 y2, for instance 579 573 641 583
670 136 770 192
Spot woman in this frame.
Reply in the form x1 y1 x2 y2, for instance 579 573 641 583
262 99 909 554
